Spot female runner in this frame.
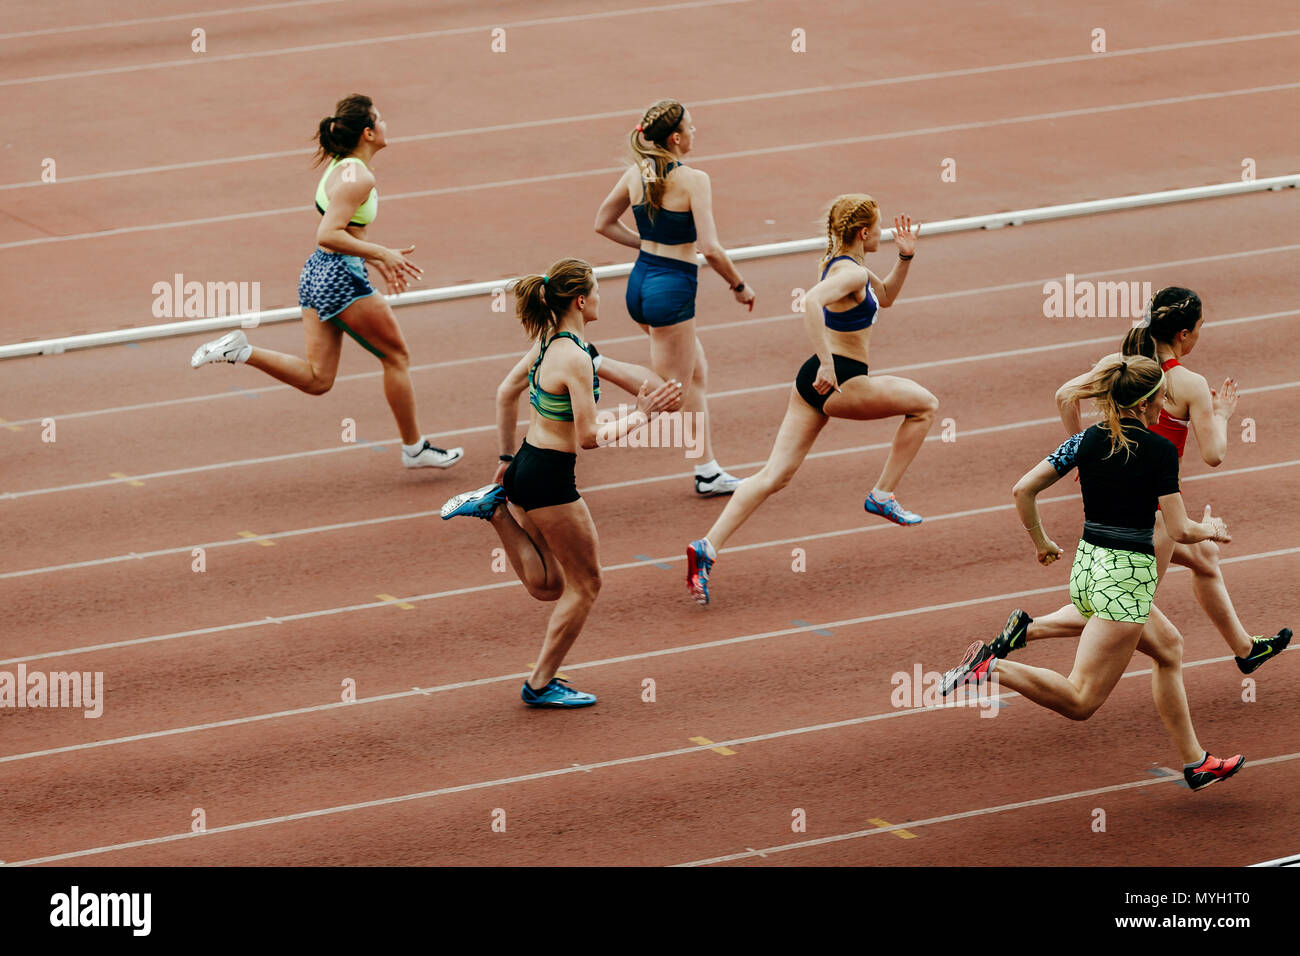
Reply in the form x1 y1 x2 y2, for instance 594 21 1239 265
684 194 937 605
439 258 680 707
942 356 1244 791
594 98 756 497
993 287 1289 673
191 94 462 470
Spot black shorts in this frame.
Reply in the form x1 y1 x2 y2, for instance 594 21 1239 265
794 353 870 413
502 439 580 512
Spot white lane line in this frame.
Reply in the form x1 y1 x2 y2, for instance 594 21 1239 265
0 0 345 40
7 532 1294 766
4 81 1297 249
0 0 756 86
4 248 1296 429
9 691 1294 867
4 28 1299 188
674 752 1300 867
5 456 1298 668
8 366 1297 502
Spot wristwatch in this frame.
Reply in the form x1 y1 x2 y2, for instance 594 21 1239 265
731 281 745 292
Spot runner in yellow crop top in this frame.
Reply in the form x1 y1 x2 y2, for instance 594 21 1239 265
190 94 462 471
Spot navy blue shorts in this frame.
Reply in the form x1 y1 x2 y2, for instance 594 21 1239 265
297 249 376 321
625 251 698 327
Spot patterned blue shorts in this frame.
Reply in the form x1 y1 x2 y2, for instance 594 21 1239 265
297 250 376 320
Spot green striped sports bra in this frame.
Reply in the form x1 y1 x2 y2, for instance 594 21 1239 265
529 332 600 422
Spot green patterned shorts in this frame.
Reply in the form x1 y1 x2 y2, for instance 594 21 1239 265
1069 539 1158 624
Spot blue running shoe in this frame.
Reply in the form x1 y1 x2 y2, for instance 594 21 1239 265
686 538 715 605
864 492 922 525
521 677 597 708
440 483 506 520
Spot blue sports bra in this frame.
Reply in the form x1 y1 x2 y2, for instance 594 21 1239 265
632 162 697 245
820 255 879 332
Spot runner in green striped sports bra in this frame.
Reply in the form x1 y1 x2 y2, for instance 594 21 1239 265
528 330 600 421
440 257 681 709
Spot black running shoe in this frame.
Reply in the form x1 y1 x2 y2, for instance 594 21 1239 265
992 608 1032 658
1235 628 1292 674
1184 753 1245 792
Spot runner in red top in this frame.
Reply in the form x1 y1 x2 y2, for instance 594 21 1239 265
992 287 1290 674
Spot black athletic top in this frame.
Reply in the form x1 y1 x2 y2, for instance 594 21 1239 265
1046 420 1180 555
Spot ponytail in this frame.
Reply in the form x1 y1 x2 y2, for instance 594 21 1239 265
313 93 375 166
1058 355 1164 459
512 258 594 342
629 99 686 220
1121 285 1200 404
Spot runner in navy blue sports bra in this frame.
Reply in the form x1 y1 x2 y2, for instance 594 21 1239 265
593 97 756 499
632 162 697 244
685 195 937 607
818 254 880 332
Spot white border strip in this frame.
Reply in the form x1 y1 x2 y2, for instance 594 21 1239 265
2 176 1295 360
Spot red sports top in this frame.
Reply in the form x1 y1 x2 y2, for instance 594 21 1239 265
1149 357 1189 458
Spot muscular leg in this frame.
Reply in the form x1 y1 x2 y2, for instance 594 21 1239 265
1172 539 1254 657
704 390 827 550
524 499 602 688
1134 605 1204 764
645 321 718 464
1025 604 1088 641
334 295 422 444
245 307 344 394
489 503 564 602
824 373 938 493
993 616 1143 720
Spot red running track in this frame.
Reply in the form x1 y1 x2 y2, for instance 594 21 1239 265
1 0 1298 866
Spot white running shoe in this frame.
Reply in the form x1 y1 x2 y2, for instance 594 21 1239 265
402 440 464 469
694 469 744 496
191 329 248 368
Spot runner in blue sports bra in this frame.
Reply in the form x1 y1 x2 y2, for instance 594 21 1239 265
441 257 680 709
595 98 756 498
685 194 938 606
190 93 461 472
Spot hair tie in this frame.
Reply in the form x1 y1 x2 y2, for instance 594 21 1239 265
635 124 644 133
1121 370 1165 408
1120 360 1128 371
542 274 550 285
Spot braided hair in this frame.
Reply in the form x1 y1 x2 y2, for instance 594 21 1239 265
1121 286 1201 404
821 194 880 267
628 99 687 220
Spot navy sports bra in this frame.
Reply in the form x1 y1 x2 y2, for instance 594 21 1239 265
632 162 697 245
820 255 879 332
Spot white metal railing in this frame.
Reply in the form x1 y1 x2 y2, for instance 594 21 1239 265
2 174 1295 360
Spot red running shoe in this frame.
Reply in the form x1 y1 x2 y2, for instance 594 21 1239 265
1183 753 1245 792
941 641 996 696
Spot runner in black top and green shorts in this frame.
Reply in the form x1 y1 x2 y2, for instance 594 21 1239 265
941 356 1245 792
439 258 680 710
